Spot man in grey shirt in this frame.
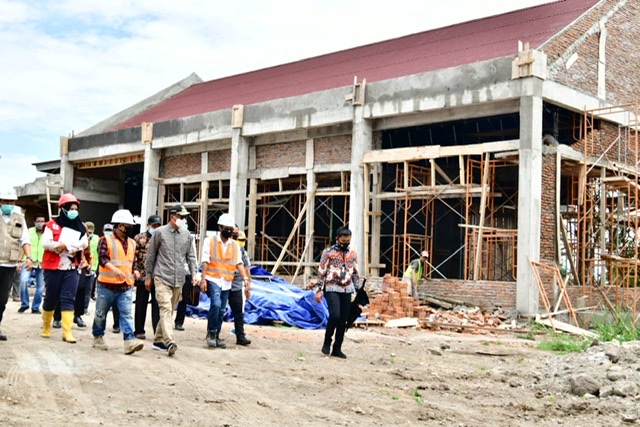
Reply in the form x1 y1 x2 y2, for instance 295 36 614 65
144 205 198 356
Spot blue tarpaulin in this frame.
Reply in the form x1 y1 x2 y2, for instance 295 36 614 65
186 266 329 329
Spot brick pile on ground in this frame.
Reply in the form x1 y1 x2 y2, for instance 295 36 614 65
365 274 505 333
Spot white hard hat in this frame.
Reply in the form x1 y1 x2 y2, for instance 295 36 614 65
111 209 136 225
0 188 18 201
217 213 235 228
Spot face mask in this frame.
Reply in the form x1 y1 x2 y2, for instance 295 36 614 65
1 205 14 215
175 218 186 229
221 229 233 239
148 228 156 236
181 223 188 231
104 231 112 236
64 209 79 220
35 222 45 230
338 242 350 251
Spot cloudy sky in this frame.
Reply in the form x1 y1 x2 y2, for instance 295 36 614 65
0 0 551 188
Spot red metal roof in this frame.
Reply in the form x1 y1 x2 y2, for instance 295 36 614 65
114 0 599 131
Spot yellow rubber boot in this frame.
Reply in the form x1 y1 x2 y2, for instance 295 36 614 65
41 310 54 338
61 311 77 343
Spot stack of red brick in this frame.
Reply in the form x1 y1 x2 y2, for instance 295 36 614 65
367 275 429 322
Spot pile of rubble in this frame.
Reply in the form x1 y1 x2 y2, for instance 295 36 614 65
365 275 511 333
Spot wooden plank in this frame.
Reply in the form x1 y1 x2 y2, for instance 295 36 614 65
385 317 419 328
362 140 519 164
535 315 597 338
473 154 490 280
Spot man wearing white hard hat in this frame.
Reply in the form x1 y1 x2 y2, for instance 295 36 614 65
144 204 199 356
0 188 33 341
90 209 143 356
201 213 250 349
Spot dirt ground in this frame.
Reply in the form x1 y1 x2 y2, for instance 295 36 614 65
0 297 638 427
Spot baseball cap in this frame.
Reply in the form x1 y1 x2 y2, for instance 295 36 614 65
169 205 189 216
147 215 162 225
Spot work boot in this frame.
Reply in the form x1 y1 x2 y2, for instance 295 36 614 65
41 309 54 338
215 332 226 349
321 337 332 355
74 316 86 327
331 348 347 359
236 335 251 346
92 336 108 351
206 331 217 348
124 339 144 355
61 311 76 343
52 320 61 329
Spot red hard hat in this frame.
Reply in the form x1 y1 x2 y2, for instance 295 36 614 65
58 193 80 207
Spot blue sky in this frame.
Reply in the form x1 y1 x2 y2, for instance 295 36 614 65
0 0 551 188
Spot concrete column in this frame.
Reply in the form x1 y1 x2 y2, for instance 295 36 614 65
229 128 249 228
140 143 160 227
349 105 373 274
516 78 543 315
60 137 74 193
305 138 316 282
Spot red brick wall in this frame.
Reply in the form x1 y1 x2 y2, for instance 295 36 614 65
570 121 637 164
540 152 557 262
208 149 231 173
545 0 640 105
314 135 352 165
255 140 306 169
162 153 200 178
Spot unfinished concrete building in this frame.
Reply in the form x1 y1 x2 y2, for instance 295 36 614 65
47 0 640 316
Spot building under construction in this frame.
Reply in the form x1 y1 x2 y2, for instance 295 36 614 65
18 0 640 317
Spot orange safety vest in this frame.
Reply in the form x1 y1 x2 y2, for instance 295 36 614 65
98 234 136 286
205 234 239 281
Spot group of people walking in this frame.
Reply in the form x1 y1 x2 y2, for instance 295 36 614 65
0 188 363 359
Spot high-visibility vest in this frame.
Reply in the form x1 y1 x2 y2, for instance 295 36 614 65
205 234 239 281
403 258 423 282
98 234 136 286
0 211 24 263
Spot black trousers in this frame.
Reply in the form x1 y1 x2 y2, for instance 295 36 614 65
0 266 17 325
174 274 192 327
323 292 351 352
228 289 246 338
134 280 159 335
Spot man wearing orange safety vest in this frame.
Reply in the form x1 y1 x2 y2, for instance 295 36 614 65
90 209 143 356
201 213 250 348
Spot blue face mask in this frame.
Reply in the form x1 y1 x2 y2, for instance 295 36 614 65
64 209 79 220
148 228 156 236
1 205 14 215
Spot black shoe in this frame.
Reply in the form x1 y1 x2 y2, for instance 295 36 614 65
74 316 86 328
215 333 226 349
167 342 178 356
153 342 168 352
321 344 331 355
52 320 62 329
112 327 121 334
31 309 41 314
18 306 28 313
236 336 251 346
331 350 347 359
0 330 6 341
175 324 185 331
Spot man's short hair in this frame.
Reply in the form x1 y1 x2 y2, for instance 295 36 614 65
335 226 352 238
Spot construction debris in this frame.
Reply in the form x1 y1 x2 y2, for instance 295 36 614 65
365 275 511 334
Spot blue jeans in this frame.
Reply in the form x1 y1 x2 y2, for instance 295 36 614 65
20 267 44 310
92 283 134 340
206 281 229 333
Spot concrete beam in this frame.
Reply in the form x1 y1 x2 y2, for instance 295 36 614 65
229 128 249 228
141 144 161 226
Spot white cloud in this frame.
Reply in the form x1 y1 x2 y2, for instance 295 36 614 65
0 0 552 185
0 153 46 189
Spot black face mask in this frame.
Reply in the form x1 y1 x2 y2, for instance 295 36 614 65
337 242 350 251
221 229 233 239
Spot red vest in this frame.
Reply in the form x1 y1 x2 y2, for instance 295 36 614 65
42 220 79 270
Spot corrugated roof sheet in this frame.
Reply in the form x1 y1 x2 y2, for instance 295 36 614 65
114 0 599 131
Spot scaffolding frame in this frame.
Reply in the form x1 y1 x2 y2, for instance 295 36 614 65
566 103 640 319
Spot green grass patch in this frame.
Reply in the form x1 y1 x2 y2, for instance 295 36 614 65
592 311 640 343
537 335 590 354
